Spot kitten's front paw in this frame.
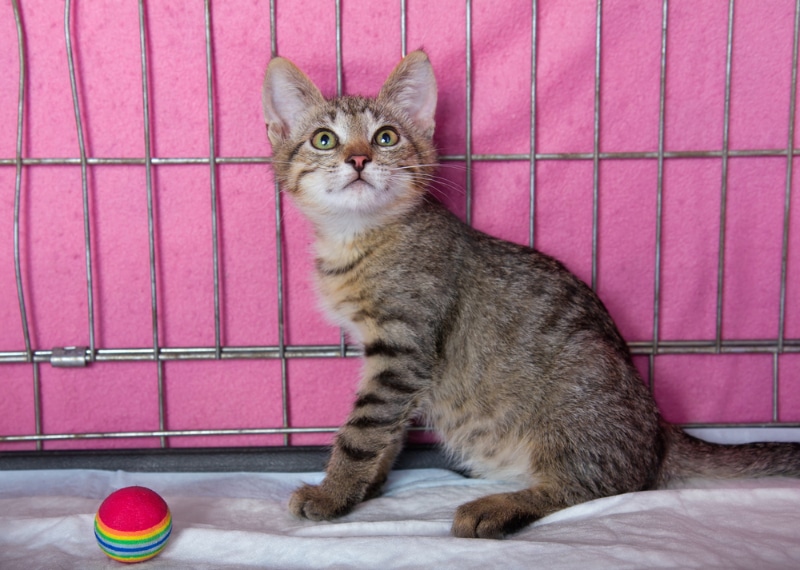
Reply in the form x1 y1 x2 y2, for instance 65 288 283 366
289 483 354 521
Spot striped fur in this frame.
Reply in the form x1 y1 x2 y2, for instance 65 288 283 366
262 51 800 539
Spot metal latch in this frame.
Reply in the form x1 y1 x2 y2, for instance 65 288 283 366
50 346 89 368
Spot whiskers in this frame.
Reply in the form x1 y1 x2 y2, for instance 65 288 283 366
390 163 467 202
268 156 468 212
392 162 468 173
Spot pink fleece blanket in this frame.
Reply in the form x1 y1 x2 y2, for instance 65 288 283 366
0 0 798 450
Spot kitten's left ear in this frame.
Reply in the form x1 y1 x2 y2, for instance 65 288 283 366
262 57 325 145
378 50 437 138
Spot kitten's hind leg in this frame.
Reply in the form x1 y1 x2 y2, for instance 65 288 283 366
452 486 568 539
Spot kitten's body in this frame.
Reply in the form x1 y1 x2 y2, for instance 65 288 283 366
262 51 800 538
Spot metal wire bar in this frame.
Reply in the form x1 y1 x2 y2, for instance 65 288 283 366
11 0 31 361
335 0 342 96
204 0 223 360
628 339 800 354
4 419 800 446
465 0 473 226
715 0 735 353
2 338 797 367
400 0 407 57
775 0 800 421
774 354 781 422
269 0 277 58
64 0 96 360
32 362 42 451
269 0 290 447
1 426 339 444
779 0 800 357
650 0 669 390
7 147 800 169
591 0 602 291
10 0 38 452
137 0 166 449
276 200 289 448
529 0 538 248
334 0 347 359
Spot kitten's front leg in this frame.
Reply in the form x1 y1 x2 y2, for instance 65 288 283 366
289 346 425 520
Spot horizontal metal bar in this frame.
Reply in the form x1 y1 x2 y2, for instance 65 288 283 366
2 421 799 445
0 426 339 443
0 424 437 443
2 147 800 169
628 339 800 355
0 344 363 364
0 156 273 166
1 339 798 365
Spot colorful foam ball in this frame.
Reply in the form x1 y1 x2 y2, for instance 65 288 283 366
94 486 172 563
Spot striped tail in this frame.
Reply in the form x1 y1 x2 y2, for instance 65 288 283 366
659 424 800 485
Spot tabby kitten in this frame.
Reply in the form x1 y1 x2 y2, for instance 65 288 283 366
261 50 800 539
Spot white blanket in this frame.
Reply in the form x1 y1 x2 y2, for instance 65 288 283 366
2 468 800 569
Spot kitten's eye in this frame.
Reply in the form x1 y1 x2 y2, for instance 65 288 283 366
311 129 338 150
374 127 399 147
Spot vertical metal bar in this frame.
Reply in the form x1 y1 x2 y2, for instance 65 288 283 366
32 362 42 451
203 0 222 360
270 0 290 446
651 0 669 390
335 0 347 358
591 0 602 291
775 0 800 421
773 352 780 422
779 0 800 356
335 0 343 97
275 198 289 446
64 0 96 360
715 0 735 353
400 0 407 57
11 0 32 361
529 0 538 248
269 0 277 58
138 0 166 448
465 0 473 226
277 222 289 448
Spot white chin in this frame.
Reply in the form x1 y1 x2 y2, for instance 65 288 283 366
333 180 384 211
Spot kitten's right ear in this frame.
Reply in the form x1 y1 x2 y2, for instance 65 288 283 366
262 57 325 144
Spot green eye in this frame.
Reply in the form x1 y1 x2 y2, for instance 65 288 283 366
374 127 399 147
311 129 338 150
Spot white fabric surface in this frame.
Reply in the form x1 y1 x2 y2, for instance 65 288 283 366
2 468 800 569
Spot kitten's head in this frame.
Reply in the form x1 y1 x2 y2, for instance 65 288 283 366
262 51 438 237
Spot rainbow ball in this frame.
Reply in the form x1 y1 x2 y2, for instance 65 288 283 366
94 486 172 563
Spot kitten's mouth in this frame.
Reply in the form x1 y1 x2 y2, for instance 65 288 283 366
342 178 375 193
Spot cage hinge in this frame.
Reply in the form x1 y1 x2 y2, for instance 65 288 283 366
50 346 89 368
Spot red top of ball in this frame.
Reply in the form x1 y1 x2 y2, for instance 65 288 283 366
97 486 169 532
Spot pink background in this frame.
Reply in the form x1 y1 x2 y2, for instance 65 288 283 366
1 0 799 451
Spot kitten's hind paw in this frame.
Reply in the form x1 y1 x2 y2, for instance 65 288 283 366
289 483 354 521
451 493 539 539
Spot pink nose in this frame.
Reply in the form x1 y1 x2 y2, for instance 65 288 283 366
348 155 370 172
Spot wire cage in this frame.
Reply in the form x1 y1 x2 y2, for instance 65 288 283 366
1 0 799 470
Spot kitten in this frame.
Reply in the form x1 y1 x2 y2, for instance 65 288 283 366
261 50 800 539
